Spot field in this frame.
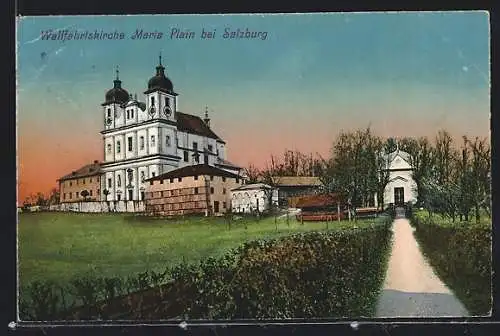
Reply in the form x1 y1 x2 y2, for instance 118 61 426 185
18 212 375 291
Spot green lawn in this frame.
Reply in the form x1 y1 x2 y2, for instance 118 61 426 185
18 212 376 290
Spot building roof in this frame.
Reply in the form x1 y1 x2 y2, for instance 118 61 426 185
295 193 345 208
146 163 240 182
58 161 102 181
215 158 242 171
231 183 272 191
381 149 412 169
271 176 322 187
175 112 225 144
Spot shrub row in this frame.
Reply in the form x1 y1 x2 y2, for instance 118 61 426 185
410 213 492 315
20 216 393 320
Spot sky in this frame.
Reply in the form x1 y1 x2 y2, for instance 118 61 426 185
16 12 490 202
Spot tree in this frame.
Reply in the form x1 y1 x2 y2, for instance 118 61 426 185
48 188 60 205
35 192 48 206
80 190 90 201
244 164 261 184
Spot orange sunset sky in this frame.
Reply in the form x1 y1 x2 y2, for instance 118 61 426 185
17 13 490 203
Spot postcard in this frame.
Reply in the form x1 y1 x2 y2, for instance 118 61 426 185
16 12 491 322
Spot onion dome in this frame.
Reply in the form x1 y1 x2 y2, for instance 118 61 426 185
102 67 129 106
145 55 176 95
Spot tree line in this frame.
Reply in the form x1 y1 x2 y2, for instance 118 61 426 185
245 128 491 224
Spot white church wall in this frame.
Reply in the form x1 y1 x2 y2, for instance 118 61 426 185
56 201 145 213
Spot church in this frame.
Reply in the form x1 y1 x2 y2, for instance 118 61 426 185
380 147 418 208
98 56 243 202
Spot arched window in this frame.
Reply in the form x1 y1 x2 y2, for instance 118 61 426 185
107 144 112 154
166 135 171 147
151 96 155 106
151 135 156 147
107 108 111 118
139 136 144 150
117 141 121 153
117 175 121 187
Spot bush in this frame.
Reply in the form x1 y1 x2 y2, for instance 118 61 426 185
411 213 492 315
21 217 393 320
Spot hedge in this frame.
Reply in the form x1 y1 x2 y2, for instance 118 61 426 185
20 216 393 320
410 213 492 315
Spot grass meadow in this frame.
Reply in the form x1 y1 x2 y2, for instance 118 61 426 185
18 212 376 292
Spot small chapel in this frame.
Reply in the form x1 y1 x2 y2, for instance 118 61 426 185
380 146 418 208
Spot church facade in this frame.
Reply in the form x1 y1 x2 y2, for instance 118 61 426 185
380 148 418 208
99 57 242 202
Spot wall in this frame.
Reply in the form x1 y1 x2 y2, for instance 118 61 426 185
146 174 242 215
231 189 272 213
60 175 102 203
49 201 145 213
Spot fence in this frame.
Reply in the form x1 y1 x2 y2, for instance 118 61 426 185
47 201 145 213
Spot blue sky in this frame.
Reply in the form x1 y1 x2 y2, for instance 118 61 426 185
16 12 490 199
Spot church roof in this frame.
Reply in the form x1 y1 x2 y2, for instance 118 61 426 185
58 161 102 181
176 112 225 143
145 164 240 182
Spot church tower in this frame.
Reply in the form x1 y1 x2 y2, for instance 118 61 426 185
144 54 178 122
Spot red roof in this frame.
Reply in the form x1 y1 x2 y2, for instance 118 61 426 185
295 193 345 208
176 112 225 144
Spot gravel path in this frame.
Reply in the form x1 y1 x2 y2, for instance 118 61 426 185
375 211 469 317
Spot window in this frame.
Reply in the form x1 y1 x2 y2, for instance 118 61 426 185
193 142 198 151
208 144 213 152
150 181 153 186
152 172 156 177
166 135 171 147
223 202 227 209
127 110 130 119
117 140 121 153
83 179 86 185
77 179 79 185
160 179 164 184
210 176 214 181
90 190 93 196
117 175 121 187
223 188 226 195
151 96 155 106
194 187 199 194
90 178 92 183
107 144 112 154
178 177 182 182
151 135 156 147
128 137 133 151
170 178 174 183
69 181 72 186
160 191 164 197
210 187 214 194
165 97 170 107
183 151 188 162
97 177 100 182
140 171 145 182
194 175 198 180
108 178 112 188
107 108 111 118
69 193 72 199
131 110 134 118
63 193 66 200
236 178 239 183
97 189 100 195
222 177 226 182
